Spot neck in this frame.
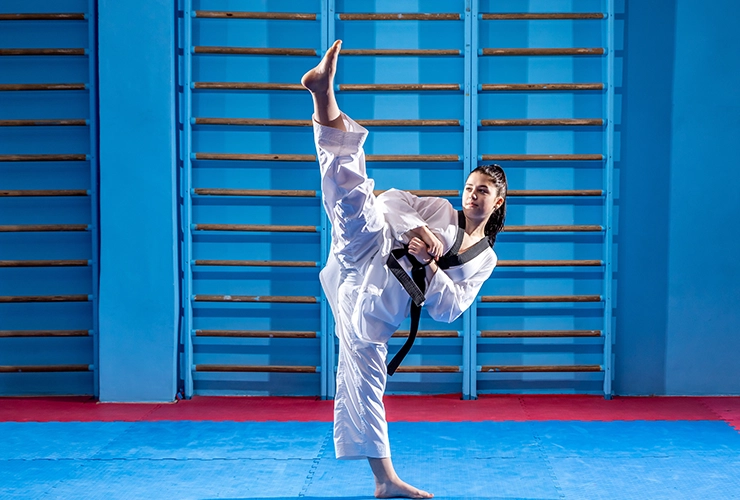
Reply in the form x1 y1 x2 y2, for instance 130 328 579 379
464 217 487 238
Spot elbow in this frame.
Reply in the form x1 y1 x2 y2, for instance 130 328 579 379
427 305 464 324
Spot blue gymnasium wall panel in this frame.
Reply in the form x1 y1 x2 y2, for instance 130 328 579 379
0 0 97 395
664 0 740 395
97 0 179 402
615 0 740 396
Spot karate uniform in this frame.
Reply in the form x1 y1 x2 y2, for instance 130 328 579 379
314 114 497 460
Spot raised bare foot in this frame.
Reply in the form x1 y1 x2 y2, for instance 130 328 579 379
375 478 434 499
301 39 342 94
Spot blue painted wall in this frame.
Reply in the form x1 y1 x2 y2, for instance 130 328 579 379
97 0 179 401
615 0 740 395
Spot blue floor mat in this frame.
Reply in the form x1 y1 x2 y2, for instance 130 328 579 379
0 422 134 460
2 420 739 500
0 459 312 500
551 455 740 500
530 420 740 458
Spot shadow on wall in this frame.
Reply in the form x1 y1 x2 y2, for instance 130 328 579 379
614 0 676 395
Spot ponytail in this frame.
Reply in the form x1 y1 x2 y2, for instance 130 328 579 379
470 164 507 246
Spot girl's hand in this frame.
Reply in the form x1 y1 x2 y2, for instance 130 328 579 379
417 226 444 259
408 237 433 264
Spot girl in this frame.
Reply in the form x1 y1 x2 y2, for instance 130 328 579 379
302 40 507 499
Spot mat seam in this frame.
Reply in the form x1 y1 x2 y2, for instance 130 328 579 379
521 397 566 499
698 399 740 434
298 425 332 497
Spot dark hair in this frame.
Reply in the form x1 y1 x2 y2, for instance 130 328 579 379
469 164 507 246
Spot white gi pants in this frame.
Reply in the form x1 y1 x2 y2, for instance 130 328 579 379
315 117 393 460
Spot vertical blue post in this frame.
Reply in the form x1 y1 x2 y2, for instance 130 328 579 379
603 0 616 399
87 0 100 397
98 0 179 402
462 0 475 400
181 0 195 399
319 0 337 399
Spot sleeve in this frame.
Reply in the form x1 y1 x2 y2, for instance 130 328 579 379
377 188 456 244
422 250 497 323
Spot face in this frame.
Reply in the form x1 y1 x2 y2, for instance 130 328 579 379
462 171 504 222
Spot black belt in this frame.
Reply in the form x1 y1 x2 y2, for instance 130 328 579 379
386 248 427 376
386 210 491 375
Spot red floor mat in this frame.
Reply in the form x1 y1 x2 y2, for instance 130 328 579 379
1 395 738 423
518 395 720 421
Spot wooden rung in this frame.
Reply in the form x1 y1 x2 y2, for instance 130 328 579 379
195 260 317 268
341 49 460 56
194 188 316 197
0 260 89 267
481 13 604 20
194 153 316 162
339 83 460 91
194 224 316 233
0 48 85 56
481 330 602 338
392 330 458 338
0 189 87 197
480 365 602 372
0 295 90 303
358 119 461 127
496 260 602 267
482 48 604 56
0 13 86 21
0 154 87 162
196 118 461 127
0 224 88 232
481 119 604 127
196 330 316 338
374 189 459 197
507 190 603 196
0 119 87 127
0 365 90 373
0 83 86 91
196 364 317 373
482 154 603 161
194 11 317 20
194 82 304 91
195 118 311 126
194 46 316 56
195 295 317 304
503 225 603 232
481 83 604 91
367 154 459 162
394 366 460 373
0 330 89 337
480 295 601 303
339 13 461 21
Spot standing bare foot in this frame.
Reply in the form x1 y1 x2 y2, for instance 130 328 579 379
301 39 342 94
375 478 434 499
369 457 433 499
